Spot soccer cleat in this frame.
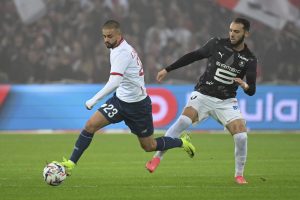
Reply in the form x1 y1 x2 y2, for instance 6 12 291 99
53 157 76 176
235 176 248 184
145 157 161 173
181 133 196 158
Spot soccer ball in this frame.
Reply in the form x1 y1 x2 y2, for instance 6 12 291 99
43 162 67 186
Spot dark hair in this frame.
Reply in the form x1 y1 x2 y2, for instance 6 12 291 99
233 18 250 31
103 20 121 30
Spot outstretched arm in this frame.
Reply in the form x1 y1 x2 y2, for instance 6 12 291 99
165 50 205 72
85 75 122 110
162 37 216 74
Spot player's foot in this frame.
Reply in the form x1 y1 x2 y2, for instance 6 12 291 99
235 176 248 184
54 157 76 176
181 133 195 158
145 157 161 173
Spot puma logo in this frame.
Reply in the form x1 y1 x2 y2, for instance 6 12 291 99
218 51 224 58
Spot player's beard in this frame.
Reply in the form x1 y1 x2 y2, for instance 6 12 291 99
105 40 118 49
231 34 245 47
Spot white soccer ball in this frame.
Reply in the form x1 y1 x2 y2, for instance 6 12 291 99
43 162 67 186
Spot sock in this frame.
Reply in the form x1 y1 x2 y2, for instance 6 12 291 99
154 115 192 159
70 130 94 164
155 136 183 151
233 132 247 177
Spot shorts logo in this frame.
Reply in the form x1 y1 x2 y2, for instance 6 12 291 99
191 95 197 100
141 129 148 133
101 104 107 108
233 105 238 110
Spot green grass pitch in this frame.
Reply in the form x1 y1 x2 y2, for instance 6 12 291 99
0 133 299 200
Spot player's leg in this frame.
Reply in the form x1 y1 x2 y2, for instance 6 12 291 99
153 107 197 158
137 135 183 152
147 91 208 172
69 111 111 164
214 98 248 184
137 132 195 155
145 110 197 172
226 119 248 184
60 96 122 176
61 111 111 175
122 96 195 154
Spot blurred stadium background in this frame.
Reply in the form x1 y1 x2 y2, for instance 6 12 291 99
0 0 299 131
1 1 300 200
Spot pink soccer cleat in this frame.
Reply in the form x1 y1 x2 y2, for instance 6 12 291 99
145 157 161 173
235 176 248 184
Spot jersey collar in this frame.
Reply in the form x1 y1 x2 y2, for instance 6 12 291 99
113 37 124 49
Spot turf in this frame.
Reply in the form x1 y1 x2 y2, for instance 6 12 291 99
0 133 299 200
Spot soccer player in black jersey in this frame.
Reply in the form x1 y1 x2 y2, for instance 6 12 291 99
146 18 257 184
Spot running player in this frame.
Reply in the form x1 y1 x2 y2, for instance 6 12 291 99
146 18 257 185
56 20 195 175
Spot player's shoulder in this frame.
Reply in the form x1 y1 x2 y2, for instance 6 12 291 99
206 37 221 44
244 44 257 61
111 41 132 57
201 37 222 49
206 37 230 46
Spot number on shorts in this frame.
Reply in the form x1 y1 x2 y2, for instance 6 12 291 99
103 104 118 118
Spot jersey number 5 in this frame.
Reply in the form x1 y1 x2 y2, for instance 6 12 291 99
214 68 236 84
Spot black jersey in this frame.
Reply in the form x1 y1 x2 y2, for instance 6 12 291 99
165 37 257 99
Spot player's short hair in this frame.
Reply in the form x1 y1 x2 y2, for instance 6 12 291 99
103 20 121 32
233 18 250 32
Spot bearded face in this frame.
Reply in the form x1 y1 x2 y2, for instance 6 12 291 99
102 28 121 49
229 22 248 48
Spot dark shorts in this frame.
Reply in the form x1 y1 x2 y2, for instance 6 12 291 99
98 94 154 137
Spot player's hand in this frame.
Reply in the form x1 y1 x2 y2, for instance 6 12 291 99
85 99 96 110
234 78 249 90
156 69 168 83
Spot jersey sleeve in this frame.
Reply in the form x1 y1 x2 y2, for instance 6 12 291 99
244 58 257 96
165 37 216 72
110 50 131 76
194 37 216 58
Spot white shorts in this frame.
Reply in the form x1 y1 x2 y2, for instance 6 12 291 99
186 91 244 126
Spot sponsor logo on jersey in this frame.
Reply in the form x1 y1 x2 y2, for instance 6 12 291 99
216 61 241 73
238 54 249 62
238 60 245 67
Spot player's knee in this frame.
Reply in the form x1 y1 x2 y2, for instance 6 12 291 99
228 120 247 134
84 120 97 133
238 124 247 133
233 125 247 133
236 132 247 140
141 143 155 152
